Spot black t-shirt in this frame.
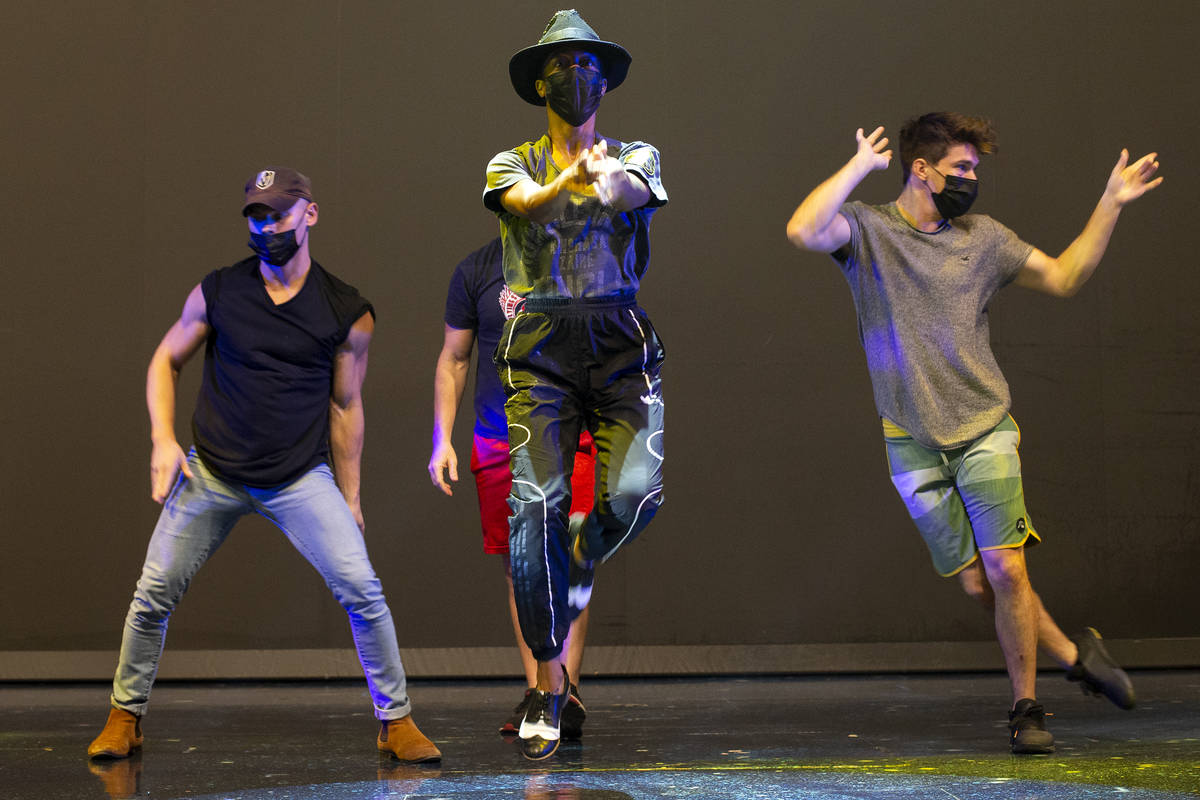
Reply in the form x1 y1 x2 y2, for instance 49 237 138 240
192 257 374 487
443 238 510 440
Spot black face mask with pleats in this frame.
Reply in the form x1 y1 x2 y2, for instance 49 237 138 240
543 67 604 127
928 167 979 219
248 228 301 267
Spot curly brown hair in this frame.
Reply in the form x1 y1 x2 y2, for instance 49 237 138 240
898 112 997 183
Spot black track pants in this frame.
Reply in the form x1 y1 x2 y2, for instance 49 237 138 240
495 298 665 661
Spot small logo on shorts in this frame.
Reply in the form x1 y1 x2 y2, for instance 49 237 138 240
1016 518 1026 533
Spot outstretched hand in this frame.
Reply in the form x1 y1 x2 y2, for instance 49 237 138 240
1105 149 1162 206
854 126 892 173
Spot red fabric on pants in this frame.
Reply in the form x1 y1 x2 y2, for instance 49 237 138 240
470 431 596 554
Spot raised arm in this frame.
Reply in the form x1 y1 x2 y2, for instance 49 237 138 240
786 126 892 253
330 312 374 532
428 325 476 496
147 284 210 503
1014 149 1162 297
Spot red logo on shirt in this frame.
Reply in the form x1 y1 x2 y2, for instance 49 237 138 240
498 285 526 320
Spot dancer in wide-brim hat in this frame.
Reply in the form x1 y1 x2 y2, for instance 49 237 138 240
482 8 669 761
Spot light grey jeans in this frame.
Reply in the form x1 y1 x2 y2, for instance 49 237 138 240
110 451 411 720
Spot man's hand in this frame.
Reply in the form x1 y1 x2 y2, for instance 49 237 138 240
557 140 631 204
1104 149 1162 206
1014 148 1163 298
150 439 192 503
428 442 459 496
557 148 596 196
853 126 892 173
785 125 888 253
585 139 650 210
587 140 624 204
347 499 365 534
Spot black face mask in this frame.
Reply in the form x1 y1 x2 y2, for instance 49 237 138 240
248 225 305 267
928 166 979 219
543 67 604 127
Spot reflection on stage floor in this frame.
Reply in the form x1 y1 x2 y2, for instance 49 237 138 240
4 670 1198 799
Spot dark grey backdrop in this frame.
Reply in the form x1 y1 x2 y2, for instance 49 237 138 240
3 1 1196 664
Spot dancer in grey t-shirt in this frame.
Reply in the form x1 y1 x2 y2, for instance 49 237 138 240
786 112 1161 754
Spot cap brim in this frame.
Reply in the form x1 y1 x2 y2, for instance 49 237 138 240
508 39 631 106
242 193 307 216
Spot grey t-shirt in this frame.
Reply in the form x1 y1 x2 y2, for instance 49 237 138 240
834 201 1034 449
483 134 667 299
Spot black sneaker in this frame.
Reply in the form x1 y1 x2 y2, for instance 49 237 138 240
499 688 534 735
1068 627 1136 710
567 513 595 620
561 684 587 740
1009 698 1055 754
518 676 570 760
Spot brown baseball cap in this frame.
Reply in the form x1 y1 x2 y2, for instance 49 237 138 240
242 167 313 215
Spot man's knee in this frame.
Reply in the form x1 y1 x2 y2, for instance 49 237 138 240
128 561 191 622
979 547 1029 592
327 567 390 619
601 483 662 529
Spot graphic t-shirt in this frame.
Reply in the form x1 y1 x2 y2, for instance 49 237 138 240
483 133 667 299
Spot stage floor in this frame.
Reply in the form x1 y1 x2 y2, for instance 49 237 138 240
3 670 1198 799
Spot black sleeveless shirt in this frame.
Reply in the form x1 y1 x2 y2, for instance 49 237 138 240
192 257 374 487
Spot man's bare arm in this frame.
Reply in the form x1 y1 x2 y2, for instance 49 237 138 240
428 325 476 496
147 284 210 502
1015 149 1162 297
787 126 892 253
330 313 374 532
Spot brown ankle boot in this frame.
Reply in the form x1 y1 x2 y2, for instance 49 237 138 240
87 708 143 759
376 714 441 763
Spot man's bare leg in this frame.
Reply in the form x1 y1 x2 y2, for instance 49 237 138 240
565 606 589 686
969 547 1055 753
977 547 1040 704
959 553 1135 716
958 557 1078 674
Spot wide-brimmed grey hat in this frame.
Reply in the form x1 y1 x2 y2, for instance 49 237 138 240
508 9 631 106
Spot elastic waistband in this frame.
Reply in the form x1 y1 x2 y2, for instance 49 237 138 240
523 293 637 313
